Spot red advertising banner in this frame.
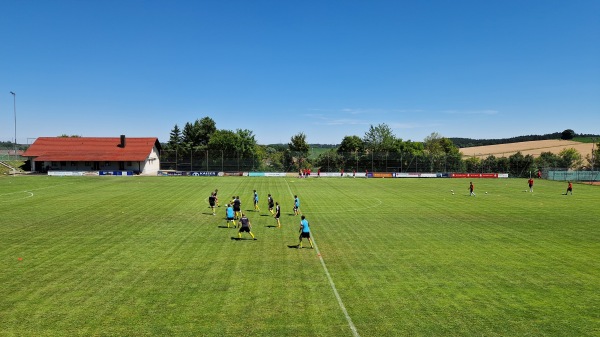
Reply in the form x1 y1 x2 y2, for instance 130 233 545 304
450 173 499 178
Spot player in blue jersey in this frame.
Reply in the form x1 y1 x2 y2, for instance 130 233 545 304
253 190 260 212
293 195 300 216
225 204 235 228
298 215 313 249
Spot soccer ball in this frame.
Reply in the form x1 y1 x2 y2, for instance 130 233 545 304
485 192 488 194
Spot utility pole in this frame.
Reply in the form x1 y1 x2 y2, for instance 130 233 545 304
10 92 16 158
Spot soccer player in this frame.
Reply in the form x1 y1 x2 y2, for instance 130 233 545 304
469 182 476 196
293 195 300 216
233 196 242 219
253 190 260 212
214 189 220 207
237 213 256 240
225 204 235 228
274 201 281 228
267 194 275 215
208 192 216 215
298 215 313 249
528 178 534 192
565 181 573 195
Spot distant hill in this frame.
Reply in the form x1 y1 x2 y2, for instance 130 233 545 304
459 140 595 158
451 132 599 148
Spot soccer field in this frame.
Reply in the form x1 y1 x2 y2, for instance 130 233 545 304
1 176 598 336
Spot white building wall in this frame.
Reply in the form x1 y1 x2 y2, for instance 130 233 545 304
141 146 161 175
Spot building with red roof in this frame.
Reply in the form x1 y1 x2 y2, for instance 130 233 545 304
23 136 161 175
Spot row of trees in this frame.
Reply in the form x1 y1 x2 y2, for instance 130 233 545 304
162 119 599 177
450 129 582 148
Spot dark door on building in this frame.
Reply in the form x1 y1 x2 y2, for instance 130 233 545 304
119 162 125 170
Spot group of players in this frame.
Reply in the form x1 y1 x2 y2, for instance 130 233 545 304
208 189 313 248
466 179 574 196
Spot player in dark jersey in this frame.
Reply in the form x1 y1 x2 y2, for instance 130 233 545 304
237 213 256 240
233 196 241 219
274 201 281 228
267 194 275 215
208 192 216 215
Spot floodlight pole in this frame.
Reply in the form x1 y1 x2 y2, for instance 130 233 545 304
10 91 16 159
592 138 596 185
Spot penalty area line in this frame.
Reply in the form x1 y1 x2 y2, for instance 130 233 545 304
284 179 360 337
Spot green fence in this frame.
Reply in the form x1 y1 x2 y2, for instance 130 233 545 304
546 170 600 182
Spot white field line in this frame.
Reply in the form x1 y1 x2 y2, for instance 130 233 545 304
0 191 34 202
0 183 75 202
284 179 360 337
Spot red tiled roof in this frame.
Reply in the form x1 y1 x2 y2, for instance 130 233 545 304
22 137 160 162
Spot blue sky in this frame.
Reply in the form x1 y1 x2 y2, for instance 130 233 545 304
2 1 599 145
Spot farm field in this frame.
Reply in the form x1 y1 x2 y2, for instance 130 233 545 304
1 176 599 336
460 139 594 159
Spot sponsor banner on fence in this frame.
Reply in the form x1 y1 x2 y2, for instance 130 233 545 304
450 173 499 178
157 171 218 176
393 172 420 178
223 172 243 176
99 171 133 176
247 172 286 177
48 171 86 176
373 172 393 178
264 172 287 177
189 171 219 176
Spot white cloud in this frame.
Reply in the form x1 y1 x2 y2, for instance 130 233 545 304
442 109 499 115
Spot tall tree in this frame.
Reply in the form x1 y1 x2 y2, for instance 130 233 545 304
288 132 309 155
207 129 238 154
561 129 575 140
363 124 397 152
558 148 583 169
236 129 258 157
167 124 182 150
181 122 198 149
197 117 217 146
288 132 309 170
337 135 364 154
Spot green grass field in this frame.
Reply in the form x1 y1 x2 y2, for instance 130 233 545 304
1 176 598 336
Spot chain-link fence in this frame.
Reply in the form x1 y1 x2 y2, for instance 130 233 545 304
160 149 531 174
543 168 600 182
160 150 261 172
